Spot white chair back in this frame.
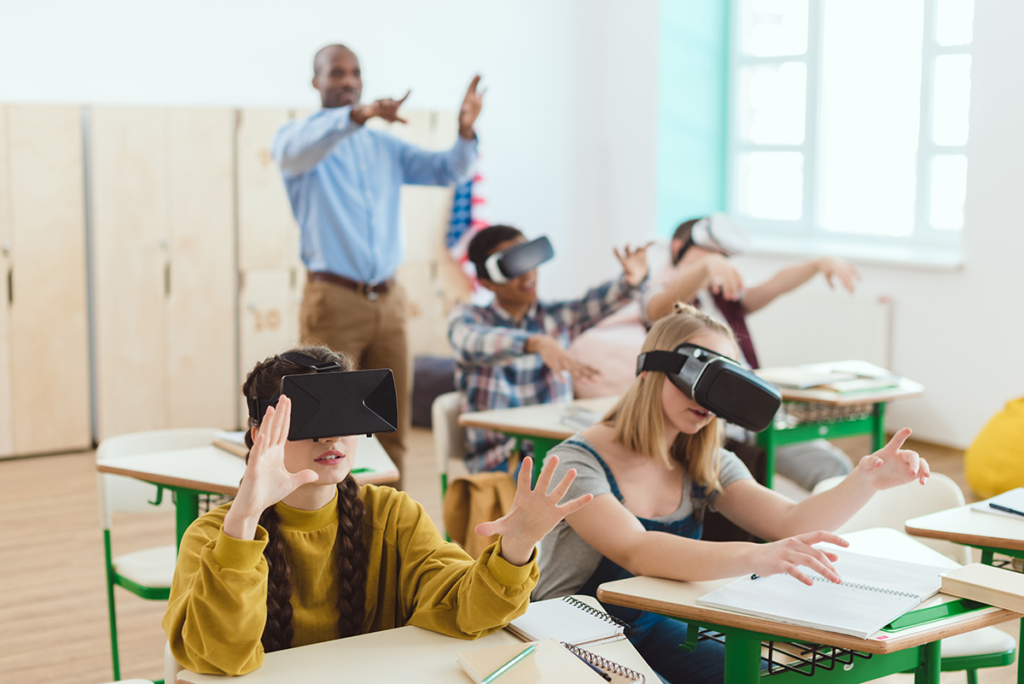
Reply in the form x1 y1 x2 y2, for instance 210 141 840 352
431 392 466 475
96 428 222 529
812 472 971 565
165 640 183 684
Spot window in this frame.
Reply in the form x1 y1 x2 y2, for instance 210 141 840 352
728 0 974 264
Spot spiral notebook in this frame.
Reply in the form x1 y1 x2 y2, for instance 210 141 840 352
456 639 645 683
696 549 950 639
507 596 628 647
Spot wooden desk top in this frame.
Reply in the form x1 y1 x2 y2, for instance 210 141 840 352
458 396 618 440
597 528 1018 655
96 435 399 494
906 505 1024 552
777 377 925 406
176 596 659 683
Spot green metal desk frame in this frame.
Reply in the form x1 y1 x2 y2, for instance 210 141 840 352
961 542 1024 684
757 402 887 489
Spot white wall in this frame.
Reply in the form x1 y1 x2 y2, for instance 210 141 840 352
0 0 659 301
733 0 1024 449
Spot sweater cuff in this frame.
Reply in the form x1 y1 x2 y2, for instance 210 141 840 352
211 526 269 571
486 538 538 587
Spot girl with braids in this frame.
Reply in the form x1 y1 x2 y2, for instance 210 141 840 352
532 303 931 684
164 346 592 675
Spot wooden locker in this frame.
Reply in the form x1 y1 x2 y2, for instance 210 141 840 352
90 107 169 440
165 109 236 429
237 109 302 271
0 107 14 457
7 105 91 454
237 267 302 423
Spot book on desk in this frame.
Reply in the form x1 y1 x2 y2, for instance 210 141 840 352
756 361 901 394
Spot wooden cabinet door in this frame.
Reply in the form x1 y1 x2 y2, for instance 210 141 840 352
7 105 91 454
90 107 169 440
165 109 237 430
0 107 14 457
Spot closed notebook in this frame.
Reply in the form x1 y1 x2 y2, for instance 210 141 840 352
941 563 1024 612
696 549 950 639
507 596 628 647
456 639 645 684
969 487 1024 520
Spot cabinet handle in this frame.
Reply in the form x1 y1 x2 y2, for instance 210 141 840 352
7 267 11 306
164 262 171 298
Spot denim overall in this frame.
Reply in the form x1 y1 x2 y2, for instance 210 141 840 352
566 440 727 684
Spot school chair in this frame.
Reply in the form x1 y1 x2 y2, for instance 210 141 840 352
431 391 469 500
164 641 183 684
814 472 1016 683
97 427 222 682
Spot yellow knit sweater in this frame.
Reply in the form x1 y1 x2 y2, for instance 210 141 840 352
163 485 538 675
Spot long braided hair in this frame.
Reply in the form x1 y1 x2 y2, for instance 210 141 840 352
242 345 367 652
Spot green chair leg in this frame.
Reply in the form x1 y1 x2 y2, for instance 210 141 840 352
103 529 122 681
967 669 978 684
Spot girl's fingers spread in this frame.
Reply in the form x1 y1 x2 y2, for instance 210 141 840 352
558 493 594 516
823 551 840 562
802 530 848 547
294 469 318 486
535 454 558 494
549 468 577 500
475 521 496 536
887 427 913 452
805 557 841 583
788 567 814 586
517 456 534 490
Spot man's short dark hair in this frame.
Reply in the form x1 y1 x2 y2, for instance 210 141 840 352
468 225 524 281
313 44 353 77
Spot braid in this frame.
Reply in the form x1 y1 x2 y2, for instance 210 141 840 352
334 475 367 637
258 507 295 653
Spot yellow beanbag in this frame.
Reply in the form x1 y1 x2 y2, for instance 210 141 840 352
965 397 1024 499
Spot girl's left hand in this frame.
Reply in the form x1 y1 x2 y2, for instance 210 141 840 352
854 427 930 490
476 455 594 566
614 243 654 287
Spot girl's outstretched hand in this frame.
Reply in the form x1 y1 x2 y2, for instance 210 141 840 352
223 396 318 540
854 427 930 490
751 530 849 586
476 455 594 566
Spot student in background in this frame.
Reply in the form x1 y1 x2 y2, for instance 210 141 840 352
272 44 484 488
448 225 649 473
534 304 930 684
164 346 591 675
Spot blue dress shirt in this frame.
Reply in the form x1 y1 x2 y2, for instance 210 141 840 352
272 106 478 284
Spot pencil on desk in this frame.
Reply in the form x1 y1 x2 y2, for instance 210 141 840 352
482 643 535 683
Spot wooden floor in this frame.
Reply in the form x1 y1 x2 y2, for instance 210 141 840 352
0 431 1016 684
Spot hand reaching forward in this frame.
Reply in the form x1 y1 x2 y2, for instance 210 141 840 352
751 530 849 586
703 254 745 301
222 396 318 540
526 335 601 382
816 257 861 293
459 75 484 139
614 242 653 287
476 455 594 566
853 427 930 490
350 91 411 125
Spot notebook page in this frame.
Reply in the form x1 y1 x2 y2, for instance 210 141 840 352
970 488 1024 520
508 598 625 646
823 549 949 598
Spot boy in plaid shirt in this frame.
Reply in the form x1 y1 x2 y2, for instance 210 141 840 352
448 225 649 472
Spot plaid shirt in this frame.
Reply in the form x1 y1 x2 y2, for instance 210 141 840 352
448 275 642 472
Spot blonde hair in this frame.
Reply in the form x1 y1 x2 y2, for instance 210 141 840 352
603 302 737 492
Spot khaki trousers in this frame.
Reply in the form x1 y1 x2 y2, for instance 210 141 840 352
300 279 409 489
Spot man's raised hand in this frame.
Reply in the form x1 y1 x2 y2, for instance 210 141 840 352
351 91 411 125
459 75 484 139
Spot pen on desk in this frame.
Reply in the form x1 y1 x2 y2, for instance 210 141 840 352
751 574 760 580
482 643 535 684
989 503 1024 518
563 644 612 681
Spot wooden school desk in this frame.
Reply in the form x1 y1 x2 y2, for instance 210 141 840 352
96 435 398 549
597 528 1018 684
175 595 659 684
907 504 1024 684
757 376 924 488
458 396 617 479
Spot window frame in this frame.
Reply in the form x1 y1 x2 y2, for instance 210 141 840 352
724 0 972 263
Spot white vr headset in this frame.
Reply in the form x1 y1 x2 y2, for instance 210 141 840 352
483 237 555 284
689 213 752 256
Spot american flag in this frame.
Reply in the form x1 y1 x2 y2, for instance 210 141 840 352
447 172 489 292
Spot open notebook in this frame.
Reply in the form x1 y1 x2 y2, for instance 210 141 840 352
457 639 645 684
696 549 950 639
507 596 628 647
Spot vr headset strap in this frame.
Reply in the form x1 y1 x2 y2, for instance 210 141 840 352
246 353 342 422
636 350 686 376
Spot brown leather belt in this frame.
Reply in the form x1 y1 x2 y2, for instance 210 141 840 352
308 271 394 300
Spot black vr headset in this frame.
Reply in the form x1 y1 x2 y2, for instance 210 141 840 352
636 344 782 432
483 236 555 284
246 352 398 441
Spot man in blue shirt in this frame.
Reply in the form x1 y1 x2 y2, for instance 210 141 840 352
272 44 482 487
